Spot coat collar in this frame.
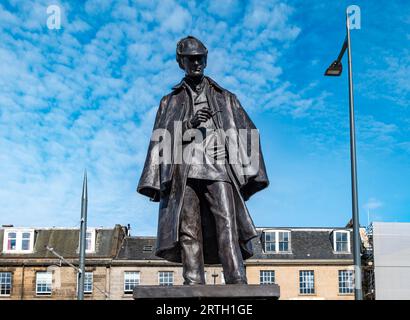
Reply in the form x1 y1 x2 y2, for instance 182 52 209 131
172 76 224 93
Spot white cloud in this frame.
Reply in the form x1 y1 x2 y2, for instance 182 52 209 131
243 0 300 41
84 0 114 16
156 0 192 33
0 0 321 232
361 51 410 107
363 198 383 210
207 0 243 19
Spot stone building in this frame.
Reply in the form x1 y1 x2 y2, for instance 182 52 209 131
0 225 126 300
111 227 356 300
246 227 355 300
0 225 357 300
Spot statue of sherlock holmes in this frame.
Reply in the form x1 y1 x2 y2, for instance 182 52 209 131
137 36 269 285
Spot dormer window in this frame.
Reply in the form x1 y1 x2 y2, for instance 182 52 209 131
263 230 291 253
264 231 276 252
85 230 95 252
333 230 350 253
77 229 96 253
3 229 35 253
278 231 290 252
7 232 16 251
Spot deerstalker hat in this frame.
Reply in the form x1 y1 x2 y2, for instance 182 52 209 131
176 36 208 56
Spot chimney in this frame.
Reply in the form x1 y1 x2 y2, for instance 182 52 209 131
127 224 131 236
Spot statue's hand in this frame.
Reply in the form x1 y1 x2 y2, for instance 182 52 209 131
189 108 212 128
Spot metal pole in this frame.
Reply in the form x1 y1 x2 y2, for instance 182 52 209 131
336 36 348 63
46 246 80 272
77 171 88 300
46 246 109 299
346 12 363 300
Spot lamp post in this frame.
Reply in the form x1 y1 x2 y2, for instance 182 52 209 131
77 171 88 300
324 10 363 300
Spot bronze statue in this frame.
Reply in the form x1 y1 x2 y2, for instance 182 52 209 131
137 36 269 285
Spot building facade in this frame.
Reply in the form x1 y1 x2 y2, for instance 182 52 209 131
0 225 357 300
111 228 355 300
0 225 126 300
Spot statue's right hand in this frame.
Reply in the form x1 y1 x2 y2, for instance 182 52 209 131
189 108 213 128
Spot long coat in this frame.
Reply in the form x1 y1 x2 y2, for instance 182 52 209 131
137 76 269 264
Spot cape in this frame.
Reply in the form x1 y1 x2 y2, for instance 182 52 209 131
137 76 269 263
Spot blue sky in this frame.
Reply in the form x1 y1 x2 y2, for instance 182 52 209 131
0 0 409 235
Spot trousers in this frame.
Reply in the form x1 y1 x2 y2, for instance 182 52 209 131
179 178 247 285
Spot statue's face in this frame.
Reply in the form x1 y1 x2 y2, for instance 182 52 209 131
181 55 206 78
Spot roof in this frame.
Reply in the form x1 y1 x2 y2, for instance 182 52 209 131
250 229 353 260
116 237 159 260
115 228 354 261
0 225 126 260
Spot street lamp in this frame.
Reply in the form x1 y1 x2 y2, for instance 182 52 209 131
324 39 347 76
324 10 363 300
77 171 88 300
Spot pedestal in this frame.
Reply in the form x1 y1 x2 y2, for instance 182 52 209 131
133 284 280 300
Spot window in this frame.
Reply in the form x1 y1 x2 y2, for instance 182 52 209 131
36 272 52 295
299 270 315 295
278 231 290 252
158 271 173 286
0 272 12 296
76 272 94 294
77 229 96 253
263 230 291 253
21 233 31 250
334 231 350 252
84 272 93 294
124 271 140 293
264 231 276 252
7 232 16 251
143 245 153 253
85 230 96 252
3 229 34 253
260 270 275 285
339 270 354 294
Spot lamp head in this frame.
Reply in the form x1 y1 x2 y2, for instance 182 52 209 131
324 60 343 76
